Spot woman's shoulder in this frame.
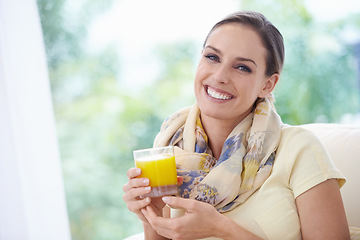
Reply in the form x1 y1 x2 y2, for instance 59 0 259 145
279 124 322 147
275 124 329 176
276 124 345 198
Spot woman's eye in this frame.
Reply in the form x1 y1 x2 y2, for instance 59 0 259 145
236 65 252 73
205 54 219 62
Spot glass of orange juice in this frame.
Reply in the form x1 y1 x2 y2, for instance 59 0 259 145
133 146 178 198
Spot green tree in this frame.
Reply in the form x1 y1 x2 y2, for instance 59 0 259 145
241 0 360 124
37 1 198 238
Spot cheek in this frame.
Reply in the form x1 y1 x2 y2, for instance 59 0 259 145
194 74 200 91
195 61 209 78
194 67 206 89
193 76 201 101
232 83 258 108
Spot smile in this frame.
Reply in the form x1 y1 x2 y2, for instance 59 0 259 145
206 86 234 100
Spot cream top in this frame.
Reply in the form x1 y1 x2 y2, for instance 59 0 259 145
170 126 345 240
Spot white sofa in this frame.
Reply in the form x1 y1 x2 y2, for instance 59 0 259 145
123 123 360 239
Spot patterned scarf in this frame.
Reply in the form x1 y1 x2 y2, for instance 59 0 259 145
153 98 283 212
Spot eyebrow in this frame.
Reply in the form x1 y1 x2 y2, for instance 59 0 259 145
205 45 258 67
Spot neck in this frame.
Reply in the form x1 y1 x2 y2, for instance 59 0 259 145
200 114 245 160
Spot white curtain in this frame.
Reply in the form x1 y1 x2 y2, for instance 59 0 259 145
0 0 71 239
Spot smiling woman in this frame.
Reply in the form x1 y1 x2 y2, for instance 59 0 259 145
33 0 360 238
123 11 352 240
194 23 279 146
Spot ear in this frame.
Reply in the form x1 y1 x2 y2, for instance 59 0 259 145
258 73 279 98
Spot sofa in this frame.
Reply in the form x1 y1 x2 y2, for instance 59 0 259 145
124 123 360 239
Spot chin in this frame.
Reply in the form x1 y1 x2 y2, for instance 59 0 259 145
198 102 230 120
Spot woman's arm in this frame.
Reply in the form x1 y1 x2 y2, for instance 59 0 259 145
296 178 350 240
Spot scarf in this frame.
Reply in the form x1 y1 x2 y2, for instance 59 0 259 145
153 98 283 212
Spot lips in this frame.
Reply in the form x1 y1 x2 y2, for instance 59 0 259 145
205 85 234 100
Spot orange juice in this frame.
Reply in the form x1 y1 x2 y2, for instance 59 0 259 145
135 155 177 187
133 146 178 197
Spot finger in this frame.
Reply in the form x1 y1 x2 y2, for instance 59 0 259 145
142 206 175 239
123 186 151 201
126 197 151 213
141 205 155 219
122 178 149 192
162 196 199 211
142 206 165 225
127 167 141 180
177 176 183 186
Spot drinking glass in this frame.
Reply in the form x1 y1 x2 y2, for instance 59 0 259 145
133 146 177 198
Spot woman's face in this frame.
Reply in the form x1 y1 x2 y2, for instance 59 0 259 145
194 23 277 125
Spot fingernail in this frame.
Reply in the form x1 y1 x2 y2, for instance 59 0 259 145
136 168 141 175
143 179 149 185
162 196 170 203
145 186 151 192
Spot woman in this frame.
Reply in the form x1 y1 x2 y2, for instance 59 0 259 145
123 11 350 239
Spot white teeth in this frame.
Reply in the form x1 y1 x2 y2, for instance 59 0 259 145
207 88 232 100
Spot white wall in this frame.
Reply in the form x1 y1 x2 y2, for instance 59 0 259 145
0 0 71 239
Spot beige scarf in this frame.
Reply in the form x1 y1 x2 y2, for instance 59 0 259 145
154 98 283 212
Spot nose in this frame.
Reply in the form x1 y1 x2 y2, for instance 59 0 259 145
212 65 230 84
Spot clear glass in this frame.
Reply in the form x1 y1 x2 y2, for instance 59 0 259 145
133 146 177 198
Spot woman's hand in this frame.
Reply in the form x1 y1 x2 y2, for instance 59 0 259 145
122 168 166 222
142 196 263 240
142 196 223 240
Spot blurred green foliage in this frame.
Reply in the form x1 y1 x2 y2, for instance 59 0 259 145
241 0 360 124
37 0 360 239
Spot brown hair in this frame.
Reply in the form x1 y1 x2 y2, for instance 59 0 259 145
203 11 285 77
